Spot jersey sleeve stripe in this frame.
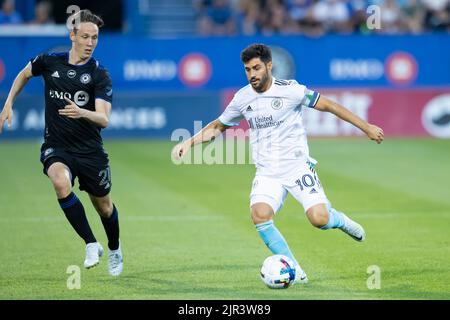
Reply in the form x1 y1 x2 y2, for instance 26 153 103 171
309 91 320 108
303 90 320 108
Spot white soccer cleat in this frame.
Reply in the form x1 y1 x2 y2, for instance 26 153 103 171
340 214 366 242
293 265 308 285
84 242 104 269
108 245 123 276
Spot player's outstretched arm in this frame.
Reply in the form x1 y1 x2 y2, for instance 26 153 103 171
0 63 33 134
172 119 228 160
314 95 384 144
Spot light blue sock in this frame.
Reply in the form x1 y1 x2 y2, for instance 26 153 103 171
255 220 299 267
321 204 345 230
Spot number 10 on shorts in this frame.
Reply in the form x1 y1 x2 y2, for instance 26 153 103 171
295 173 321 191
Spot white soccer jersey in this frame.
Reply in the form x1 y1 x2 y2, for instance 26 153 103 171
218 77 320 176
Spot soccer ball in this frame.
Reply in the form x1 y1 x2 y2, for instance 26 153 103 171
260 254 296 289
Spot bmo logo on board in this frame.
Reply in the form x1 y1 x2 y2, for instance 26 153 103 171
178 53 212 87
385 52 418 86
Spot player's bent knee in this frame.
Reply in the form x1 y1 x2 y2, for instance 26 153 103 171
306 205 329 228
48 169 71 197
52 180 71 198
91 197 113 218
251 203 274 225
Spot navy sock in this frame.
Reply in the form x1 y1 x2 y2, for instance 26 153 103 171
101 204 120 250
58 192 96 244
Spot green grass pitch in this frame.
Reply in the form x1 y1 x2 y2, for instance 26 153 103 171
0 138 449 299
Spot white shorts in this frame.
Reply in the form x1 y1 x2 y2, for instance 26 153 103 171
250 161 329 213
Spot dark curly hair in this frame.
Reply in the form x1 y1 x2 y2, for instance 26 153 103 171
240 44 272 64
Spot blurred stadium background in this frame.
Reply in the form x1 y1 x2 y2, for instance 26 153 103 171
0 0 449 299
0 0 449 140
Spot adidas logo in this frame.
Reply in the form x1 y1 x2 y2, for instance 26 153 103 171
51 71 60 78
309 188 318 194
246 105 253 112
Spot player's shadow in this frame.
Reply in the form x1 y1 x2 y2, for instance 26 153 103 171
98 263 265 297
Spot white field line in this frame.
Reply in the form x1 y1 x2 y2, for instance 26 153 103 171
1 211 449 223
0 215 226 223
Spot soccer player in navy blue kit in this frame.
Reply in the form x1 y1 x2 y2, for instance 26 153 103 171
0 10 123 276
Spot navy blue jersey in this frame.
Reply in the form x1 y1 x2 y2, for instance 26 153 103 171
30 52 112 154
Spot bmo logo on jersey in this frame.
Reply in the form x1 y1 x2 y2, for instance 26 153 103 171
49 90 89 107
49 90 71 100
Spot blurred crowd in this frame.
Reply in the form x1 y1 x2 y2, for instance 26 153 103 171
194 0 450 36
0 0 122 31
0 0 53 25
1 0 449 36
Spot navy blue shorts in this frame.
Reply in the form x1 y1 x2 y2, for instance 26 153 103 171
40 145 112 197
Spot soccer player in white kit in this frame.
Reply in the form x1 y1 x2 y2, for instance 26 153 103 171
172 44 384 284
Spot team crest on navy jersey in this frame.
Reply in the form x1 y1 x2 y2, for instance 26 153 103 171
74 91 89 107
80 73 91 84
67 70 76 78
271 98 283 110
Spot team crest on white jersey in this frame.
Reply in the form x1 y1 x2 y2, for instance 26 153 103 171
271 98 283 110
67 70 76 78
80 73 91 84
